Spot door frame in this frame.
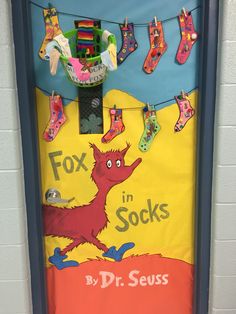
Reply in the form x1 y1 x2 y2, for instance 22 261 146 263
11 1 219 313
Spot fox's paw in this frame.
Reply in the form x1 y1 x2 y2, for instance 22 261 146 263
103 242 135 261
49 247 79 270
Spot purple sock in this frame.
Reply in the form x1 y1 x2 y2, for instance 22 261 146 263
117 23 138 65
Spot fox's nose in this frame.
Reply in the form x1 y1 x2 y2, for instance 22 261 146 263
130 158 142 170
121 158 142 179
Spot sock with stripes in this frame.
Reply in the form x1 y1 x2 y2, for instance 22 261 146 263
77 20 95 56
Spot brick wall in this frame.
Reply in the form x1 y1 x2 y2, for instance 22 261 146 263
209 0 236 313
0 0 32 313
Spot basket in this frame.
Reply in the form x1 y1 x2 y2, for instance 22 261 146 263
60 28 116 88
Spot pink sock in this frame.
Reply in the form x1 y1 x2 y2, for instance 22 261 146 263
176 9 198 64
43 95 66 142
68 58 91 81
174 93 195 132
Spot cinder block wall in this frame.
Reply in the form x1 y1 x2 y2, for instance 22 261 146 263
0 0 32 313
0 0 235 313
209 0 236 313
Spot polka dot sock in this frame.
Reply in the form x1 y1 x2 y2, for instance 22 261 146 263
139 106 160 152
176 9 198 64
117 23 138 65
43 95 66 142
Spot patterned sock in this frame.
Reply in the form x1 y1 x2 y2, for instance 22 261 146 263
117 23 138 65
108 43 117 70
39 8 62 60
143 20 167 74
49 48 61 76
43 95 66 142
174 92 195 132
68 57 91 81
53 34 72 57
77 20 95 56
176 9 198 64
101 108 125 143
101 43 117 70
139 106 160 152
50 8 62 36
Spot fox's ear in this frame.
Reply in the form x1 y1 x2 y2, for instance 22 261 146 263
90 143 102 161
121 142 131 157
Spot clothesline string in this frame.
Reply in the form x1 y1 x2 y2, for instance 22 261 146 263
29 1 201 26
35 86 198 110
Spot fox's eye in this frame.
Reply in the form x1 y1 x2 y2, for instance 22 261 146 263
116 160 121 168
106 160 112 169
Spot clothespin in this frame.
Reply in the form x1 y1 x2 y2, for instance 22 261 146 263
125 17 128 27
147 102 155 113
182 7 187 17
181 90 185 98
113 104 116 109
48 2 53 9
153 16 159 38
52 90 55 99
154 16 158 26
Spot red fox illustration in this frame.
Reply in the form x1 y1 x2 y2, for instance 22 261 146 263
43 143 142 269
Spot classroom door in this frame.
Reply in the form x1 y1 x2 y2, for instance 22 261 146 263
31 0 201 313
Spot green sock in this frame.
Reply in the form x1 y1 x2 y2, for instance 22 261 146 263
139 106 160 152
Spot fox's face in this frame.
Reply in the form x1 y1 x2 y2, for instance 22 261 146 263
90 143 142 188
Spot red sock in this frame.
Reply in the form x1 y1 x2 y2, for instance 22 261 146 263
102 108 125 143
143 20 167 74
43 95 66 142
176 9 198 64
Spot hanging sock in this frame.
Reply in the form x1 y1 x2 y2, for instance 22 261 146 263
101 108 125 143
43 94 66 142
174 91 195 132
39 7 62 60
117 22 138 65
143 19 167 74
139 105 160 152
176 8 198 64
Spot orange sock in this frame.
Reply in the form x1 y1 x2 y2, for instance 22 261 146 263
39 8 62 60
102 109 125 143
143 20 167 74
